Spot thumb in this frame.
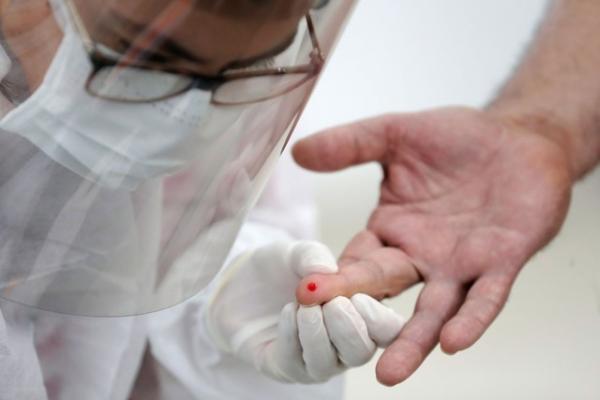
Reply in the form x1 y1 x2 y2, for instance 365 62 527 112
292 114 403 172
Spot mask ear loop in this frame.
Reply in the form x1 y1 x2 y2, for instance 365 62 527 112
0 0 73 106
0 40 11 80
0 19 31 107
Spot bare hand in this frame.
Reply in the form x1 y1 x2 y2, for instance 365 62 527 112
292 107 572 385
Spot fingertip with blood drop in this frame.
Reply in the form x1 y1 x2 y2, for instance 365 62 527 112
296 274 334 305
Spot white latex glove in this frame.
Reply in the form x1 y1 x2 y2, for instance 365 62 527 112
205 241 405 383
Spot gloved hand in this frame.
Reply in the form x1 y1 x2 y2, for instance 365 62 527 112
204 241 405 383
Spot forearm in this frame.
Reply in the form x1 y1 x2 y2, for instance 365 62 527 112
488 0 600 180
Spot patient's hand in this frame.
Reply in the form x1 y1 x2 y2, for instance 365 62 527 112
293 107 572 385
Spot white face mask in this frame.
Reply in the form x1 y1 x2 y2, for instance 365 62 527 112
0 18 238 191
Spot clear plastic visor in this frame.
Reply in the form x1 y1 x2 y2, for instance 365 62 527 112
0 0 355 316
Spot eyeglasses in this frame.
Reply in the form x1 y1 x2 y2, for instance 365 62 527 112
65 0 325 105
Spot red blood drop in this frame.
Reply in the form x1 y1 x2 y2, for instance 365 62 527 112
307 282 318 292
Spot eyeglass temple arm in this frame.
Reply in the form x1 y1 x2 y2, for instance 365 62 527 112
64 0 96 52
306 14 323 61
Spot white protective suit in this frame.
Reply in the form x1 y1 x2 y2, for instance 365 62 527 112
0 131 345 400
0 2 401 397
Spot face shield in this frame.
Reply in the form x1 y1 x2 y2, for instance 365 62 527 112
0 0 355 316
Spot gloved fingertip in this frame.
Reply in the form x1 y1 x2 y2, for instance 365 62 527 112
281 302 298 317
290 241 338 277
349 293 371 304
351 293 405 348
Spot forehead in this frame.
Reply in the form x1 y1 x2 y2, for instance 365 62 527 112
73 0 312 72
81 0 312 23
75 0 311 48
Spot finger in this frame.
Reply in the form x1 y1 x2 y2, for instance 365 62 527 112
262 303 311 383
322 297 376 367
296 247 421 306
289 241 338 277
376 280 464 386
440 274 513 354
338 230 384 268
297 305 343 381
351 293 405 347
292 114 401 171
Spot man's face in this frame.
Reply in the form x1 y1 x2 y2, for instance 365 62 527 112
74 0 312 76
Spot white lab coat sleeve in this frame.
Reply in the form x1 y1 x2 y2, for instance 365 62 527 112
143 139 345 400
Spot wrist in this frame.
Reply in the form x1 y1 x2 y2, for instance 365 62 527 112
483 103 575 247
486 102 584 181
486 84 600 180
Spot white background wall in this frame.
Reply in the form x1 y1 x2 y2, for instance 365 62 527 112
293 0 600 398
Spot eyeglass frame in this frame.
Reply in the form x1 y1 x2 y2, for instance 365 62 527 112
65 0 325 105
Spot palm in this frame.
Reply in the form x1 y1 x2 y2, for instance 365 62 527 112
293 107 572 385
371 107 570 284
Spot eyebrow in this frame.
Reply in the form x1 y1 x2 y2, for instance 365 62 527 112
107 10 208 64
107 10 300 71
